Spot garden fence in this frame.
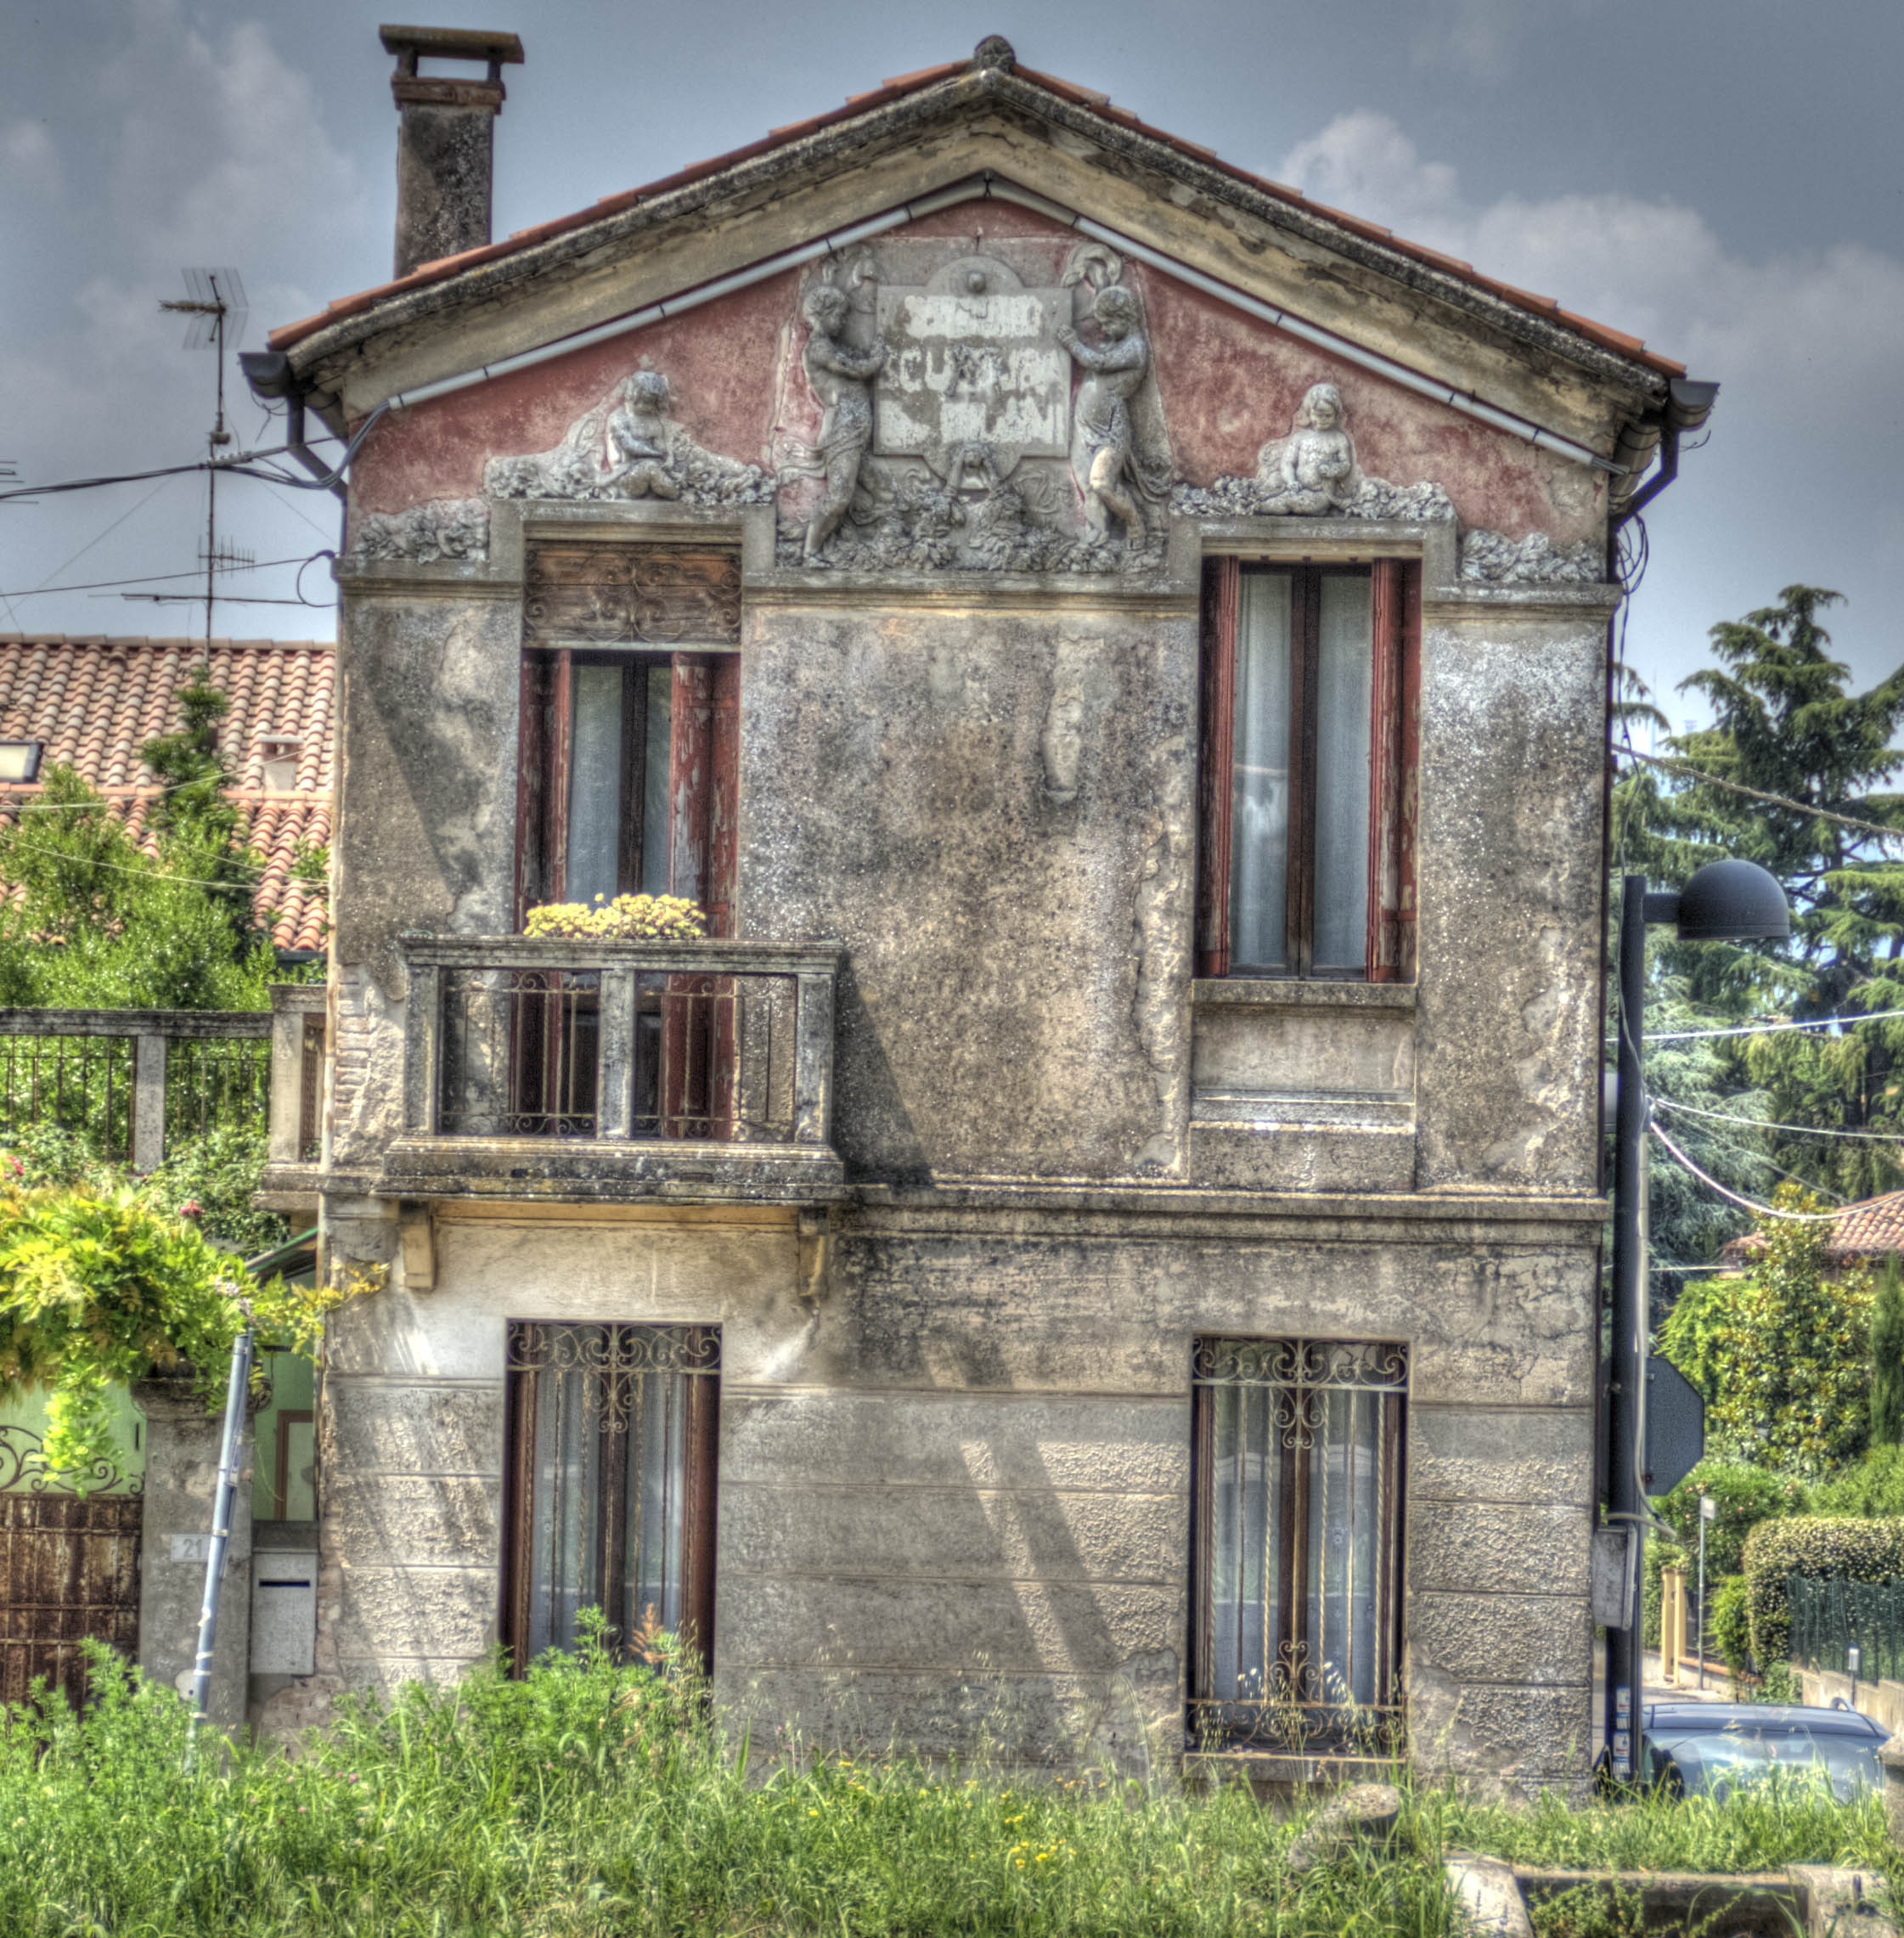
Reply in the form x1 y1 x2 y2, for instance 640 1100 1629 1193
1787 1572 1904 1682
0 1007 273 1170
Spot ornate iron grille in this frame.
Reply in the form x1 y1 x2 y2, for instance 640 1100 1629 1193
503 1322 719 1670
0 1422 142 1497
1191 1336 1406 1756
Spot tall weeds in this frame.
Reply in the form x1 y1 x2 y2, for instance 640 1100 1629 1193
0 1637 1890 1937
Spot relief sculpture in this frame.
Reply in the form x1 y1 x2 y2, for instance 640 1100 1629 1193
776 240 1171 572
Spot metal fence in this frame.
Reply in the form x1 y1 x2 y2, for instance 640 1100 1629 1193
0 1007 272 1170
1788 1573 1904 1682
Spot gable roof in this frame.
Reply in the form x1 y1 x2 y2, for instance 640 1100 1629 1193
270 42 1681 398
0 634 334 953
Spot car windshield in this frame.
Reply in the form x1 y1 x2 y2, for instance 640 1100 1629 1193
1655 1724 1884 1803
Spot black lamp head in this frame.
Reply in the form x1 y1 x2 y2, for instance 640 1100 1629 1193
1673 859 1791 941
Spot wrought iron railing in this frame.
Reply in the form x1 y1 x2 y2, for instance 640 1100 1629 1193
401 937 840 1150
0 1422 142 1496
0 1006 273 1169
1789 1573 1904 1684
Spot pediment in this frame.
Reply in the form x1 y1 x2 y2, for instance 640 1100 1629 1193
290 65 1668 462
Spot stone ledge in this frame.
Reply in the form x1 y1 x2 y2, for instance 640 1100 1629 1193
376 1135 848 1204
1192 977 1418 1011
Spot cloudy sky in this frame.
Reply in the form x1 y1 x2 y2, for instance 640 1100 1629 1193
3 0 1898 725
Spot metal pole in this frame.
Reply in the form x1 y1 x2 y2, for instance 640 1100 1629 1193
1697 1503 1708 1691
1604 873 1650 1782
185 1315 253 1761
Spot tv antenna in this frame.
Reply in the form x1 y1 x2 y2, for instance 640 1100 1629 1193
160 268 247 651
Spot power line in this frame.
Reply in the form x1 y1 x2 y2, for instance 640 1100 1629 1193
1654 1095 1904 1146
1649 1120 1842 1222
1617 747 1904 846
0 554 318 600
1637 1007 1904 1044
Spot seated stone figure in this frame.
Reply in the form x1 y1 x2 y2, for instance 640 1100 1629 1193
1255 382 1358 514
601 371 682 499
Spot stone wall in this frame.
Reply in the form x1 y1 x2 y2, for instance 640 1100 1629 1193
290 1202 1597 1787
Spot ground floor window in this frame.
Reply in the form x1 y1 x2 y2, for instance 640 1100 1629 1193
503 1321 719 1670
1190 1336 1406 1753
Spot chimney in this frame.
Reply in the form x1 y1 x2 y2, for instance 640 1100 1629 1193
380 25 525 279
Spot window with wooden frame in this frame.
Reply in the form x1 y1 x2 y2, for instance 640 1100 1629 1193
503 1321 720 1670
1190 1337 1406 1755
1197 558 1419 980
515 542 742 932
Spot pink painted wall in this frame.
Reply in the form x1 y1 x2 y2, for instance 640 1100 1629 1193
352 205 1605 545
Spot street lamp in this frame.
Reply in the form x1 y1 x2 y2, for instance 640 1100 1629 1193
1603 861 1789 1783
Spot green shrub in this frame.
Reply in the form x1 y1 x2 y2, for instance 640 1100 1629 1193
1712 1574 1752 1675
1656 1460 1801 1579
1741 1514 1904 1665
144 1124 288 1259
1809 1444 1904 1518
1659 1189 1873 1477
1873 1258 1904 1446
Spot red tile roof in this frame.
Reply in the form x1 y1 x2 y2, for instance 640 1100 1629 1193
0 635 334 953
269 54 1683 380
1720 1191 1904 1270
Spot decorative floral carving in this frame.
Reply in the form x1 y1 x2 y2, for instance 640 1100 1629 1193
1459 529 1604 583
346 497 490 566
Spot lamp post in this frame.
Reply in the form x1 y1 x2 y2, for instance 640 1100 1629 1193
1604 860 1789 1783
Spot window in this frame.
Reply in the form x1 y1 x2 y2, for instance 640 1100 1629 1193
1190 1337 1406 1753
515 650 737 927
504 1321 720 1667
1197 558 1417 980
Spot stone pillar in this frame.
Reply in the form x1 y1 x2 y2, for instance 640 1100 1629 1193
380 26 524 279
132 1377 254 1727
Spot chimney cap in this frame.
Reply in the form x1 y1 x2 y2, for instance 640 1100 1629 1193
379 25 524 65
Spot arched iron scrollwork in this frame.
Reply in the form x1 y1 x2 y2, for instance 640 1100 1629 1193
1192 1336 1408 1394
507 1321 719 1434
0 1423 143 1496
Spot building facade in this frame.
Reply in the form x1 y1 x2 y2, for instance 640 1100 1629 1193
246 31 1712 1786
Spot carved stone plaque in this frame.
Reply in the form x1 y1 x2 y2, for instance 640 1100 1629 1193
873 255 1070 475
523 544 741 647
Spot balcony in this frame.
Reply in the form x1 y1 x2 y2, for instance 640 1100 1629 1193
381 936 845 1202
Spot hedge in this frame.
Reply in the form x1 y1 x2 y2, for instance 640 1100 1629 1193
1741 1515 1904 1665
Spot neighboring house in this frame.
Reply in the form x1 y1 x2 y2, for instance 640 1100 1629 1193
234 29 1715 1787
1720 1193 1904 1275
0 633 335 952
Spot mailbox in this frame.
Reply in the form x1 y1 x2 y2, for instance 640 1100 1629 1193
251 1548 317 1676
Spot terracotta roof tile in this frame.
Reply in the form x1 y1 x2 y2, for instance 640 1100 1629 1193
0 634 334 952
268 55 1685 380
1718 1189 1904 1270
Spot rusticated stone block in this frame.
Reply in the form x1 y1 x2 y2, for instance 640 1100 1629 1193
1410 1406 1593 1506
1409 1500 1590 1597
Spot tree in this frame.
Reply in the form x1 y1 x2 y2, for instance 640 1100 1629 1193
1658 1185 1873 1478
1618 587 1904 1201
0 668 286 1011
1873 1257 1904 1447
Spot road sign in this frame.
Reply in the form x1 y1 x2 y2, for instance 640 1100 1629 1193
1646 1356 1705 1494
1700 1494 1717 1522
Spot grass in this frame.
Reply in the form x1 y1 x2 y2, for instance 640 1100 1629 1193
0 1635 1892 1938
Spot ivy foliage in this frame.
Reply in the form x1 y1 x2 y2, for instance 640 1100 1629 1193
1872 1258 1904 1447
1658 1186 1872 1476
0 1179 342 1483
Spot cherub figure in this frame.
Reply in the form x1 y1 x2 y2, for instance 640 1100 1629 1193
1056 284 1153 545
1256 383 1358 514
799 283 887 561
601 371 681 499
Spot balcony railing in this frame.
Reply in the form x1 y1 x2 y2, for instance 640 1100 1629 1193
391 936 843 1199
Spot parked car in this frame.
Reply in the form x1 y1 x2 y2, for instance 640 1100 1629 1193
1641 1702 1890 1800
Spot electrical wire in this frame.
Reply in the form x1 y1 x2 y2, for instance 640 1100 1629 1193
0 554 318 601
1654 1096 1904 1145
1615 747 1904 845
1639 1007 1904 1044
1649 1119 1843 1220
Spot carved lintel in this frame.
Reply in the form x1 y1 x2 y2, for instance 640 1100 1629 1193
523 542 742 646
